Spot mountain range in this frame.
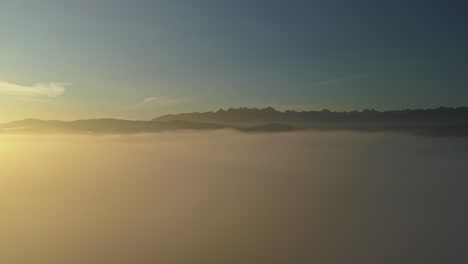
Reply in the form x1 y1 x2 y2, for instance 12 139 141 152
154 106 468 125
1 106 468 136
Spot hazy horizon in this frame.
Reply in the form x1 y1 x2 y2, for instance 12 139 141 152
2 1 467 263
2 104 468 121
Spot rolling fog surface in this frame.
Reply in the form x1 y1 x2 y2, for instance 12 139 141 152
1 131 468 264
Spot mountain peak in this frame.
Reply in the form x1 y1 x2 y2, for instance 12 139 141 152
261 106 278 112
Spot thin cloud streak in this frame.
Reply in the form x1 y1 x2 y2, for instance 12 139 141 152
130 96 196 109
132 97 168 108
0 81 69 98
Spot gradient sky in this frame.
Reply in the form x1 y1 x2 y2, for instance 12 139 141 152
1 0 467 121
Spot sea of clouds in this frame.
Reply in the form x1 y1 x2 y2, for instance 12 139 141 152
1 131 467 264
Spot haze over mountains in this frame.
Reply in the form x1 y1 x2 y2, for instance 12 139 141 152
154 106 468 125
1 106 467 136
154 106 468 136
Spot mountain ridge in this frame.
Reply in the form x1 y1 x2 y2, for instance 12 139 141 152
152 106 468 124
1 106 468 136
151 106 468 137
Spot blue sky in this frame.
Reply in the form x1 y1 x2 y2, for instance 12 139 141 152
0 0 467 121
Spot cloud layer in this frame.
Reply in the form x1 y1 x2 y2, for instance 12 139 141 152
0 81 68 98
1 132 468 264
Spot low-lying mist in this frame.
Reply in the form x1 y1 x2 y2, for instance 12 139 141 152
1 131 467 264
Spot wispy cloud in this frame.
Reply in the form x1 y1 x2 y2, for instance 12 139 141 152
132 97 168 108
0 81 69 98
130 96 195 109
311 74 368 87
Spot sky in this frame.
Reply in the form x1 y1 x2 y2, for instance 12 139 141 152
0 0 467 121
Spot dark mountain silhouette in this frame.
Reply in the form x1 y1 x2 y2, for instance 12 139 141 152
153 106 468 136
154 106 468 125
1 106 468 136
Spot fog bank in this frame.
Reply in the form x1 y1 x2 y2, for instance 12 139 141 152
1 131 467 264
